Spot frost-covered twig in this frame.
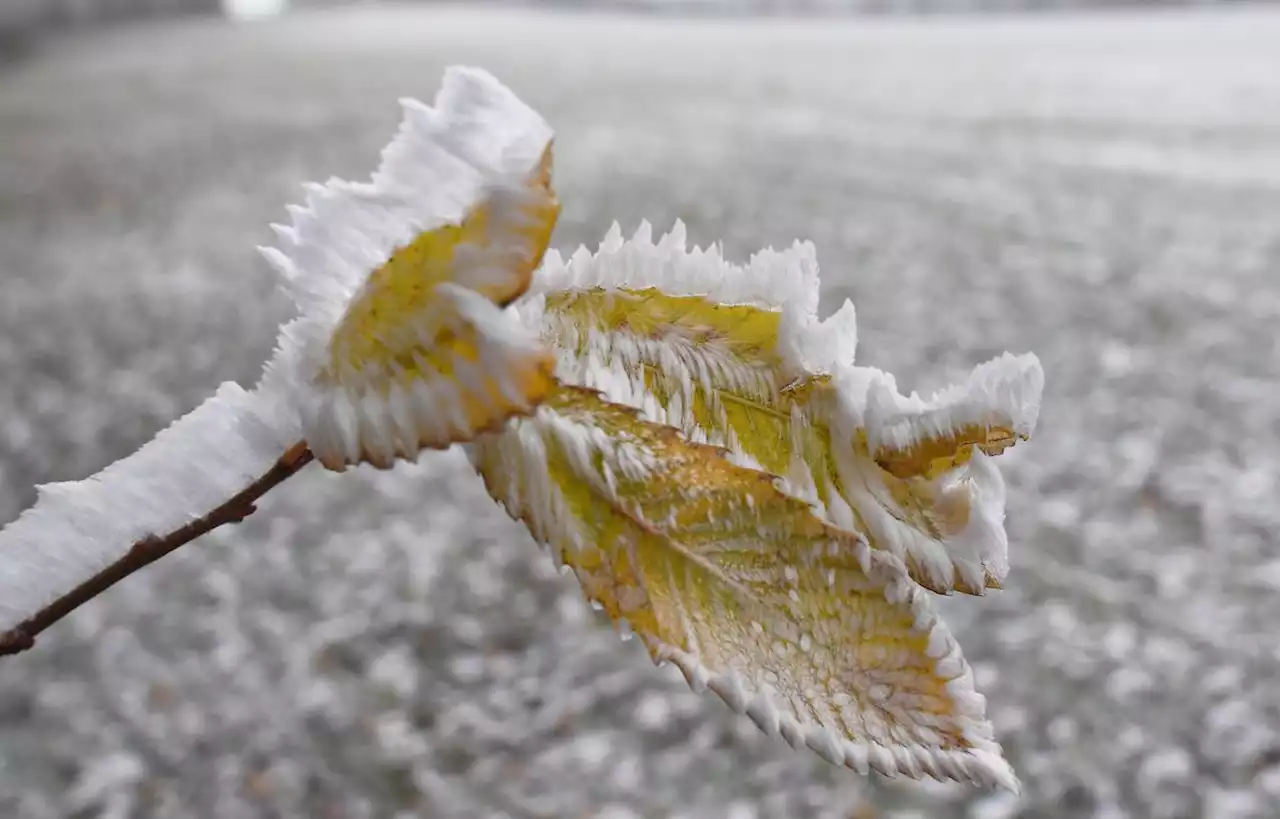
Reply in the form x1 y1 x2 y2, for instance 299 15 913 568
0 442 313 657
0 64 1047 794
0 66 558 654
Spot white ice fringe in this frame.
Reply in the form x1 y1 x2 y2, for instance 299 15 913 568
260 66 552 322
520 220 860 379
823 353 1042 592
846 352 1045 459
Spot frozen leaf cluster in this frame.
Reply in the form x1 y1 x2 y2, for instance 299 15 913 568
0 66 556 638
0 66 1043 793
482 219 1042 790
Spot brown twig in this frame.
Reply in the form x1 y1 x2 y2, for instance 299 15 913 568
0 441 315 658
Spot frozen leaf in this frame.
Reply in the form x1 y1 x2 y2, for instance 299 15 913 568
512 221 1043 594
261 67 560 470
470 385 1018 791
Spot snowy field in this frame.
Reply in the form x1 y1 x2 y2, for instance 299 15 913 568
1 4 1279 817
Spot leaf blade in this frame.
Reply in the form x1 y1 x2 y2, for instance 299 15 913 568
533 273 1041 595
472 385 1017 791
305 149 560 470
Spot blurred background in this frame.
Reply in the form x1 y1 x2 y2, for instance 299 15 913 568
2 1 1279 818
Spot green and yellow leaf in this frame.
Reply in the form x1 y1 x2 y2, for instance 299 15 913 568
529 271 1041 594
307 146 560 470
259 67 561 471
471 385 1018 791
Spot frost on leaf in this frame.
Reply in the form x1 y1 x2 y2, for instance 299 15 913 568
0 60 1041 795
260 67 560 470
512 221 1044 595
470 385 1017 791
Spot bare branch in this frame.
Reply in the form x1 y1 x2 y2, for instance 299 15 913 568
0 441 315 658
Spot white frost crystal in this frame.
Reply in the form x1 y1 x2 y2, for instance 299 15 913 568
523 220 857 379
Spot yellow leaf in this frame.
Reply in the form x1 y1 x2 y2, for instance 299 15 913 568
542 287 786 462
471 385 1017 791
309 146 560 470
537 285 1038 594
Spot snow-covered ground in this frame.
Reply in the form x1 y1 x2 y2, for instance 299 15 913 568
1 4 1279 817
